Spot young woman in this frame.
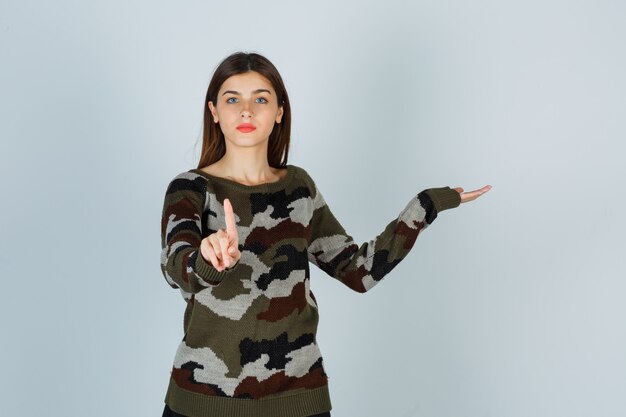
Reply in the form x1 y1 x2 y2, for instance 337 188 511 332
160 51 491 417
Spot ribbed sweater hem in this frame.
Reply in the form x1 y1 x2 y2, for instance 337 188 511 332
164 377 332 417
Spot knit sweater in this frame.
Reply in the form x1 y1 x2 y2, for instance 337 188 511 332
160 164 461 417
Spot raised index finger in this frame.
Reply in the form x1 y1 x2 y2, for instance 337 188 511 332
223 198 238 242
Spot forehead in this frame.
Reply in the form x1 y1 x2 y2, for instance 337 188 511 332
219 71 275 94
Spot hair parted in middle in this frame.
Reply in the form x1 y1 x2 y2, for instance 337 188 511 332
197 51 292 170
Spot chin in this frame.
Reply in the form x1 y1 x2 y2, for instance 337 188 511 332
229 137 268 147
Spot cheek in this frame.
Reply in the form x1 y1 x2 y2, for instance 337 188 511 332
216 107 238 120
258 106 280 118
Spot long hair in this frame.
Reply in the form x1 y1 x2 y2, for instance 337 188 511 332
197 51 292 169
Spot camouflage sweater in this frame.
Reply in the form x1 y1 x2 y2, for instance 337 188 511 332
160 164 461 417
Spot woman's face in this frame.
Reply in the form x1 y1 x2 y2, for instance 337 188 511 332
208 71 284 147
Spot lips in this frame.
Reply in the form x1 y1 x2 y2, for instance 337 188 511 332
236 123 256 133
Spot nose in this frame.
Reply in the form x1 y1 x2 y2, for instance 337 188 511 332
240 100 253 119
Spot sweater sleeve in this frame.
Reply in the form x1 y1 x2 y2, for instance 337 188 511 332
160 172 240 293
306 179 460 293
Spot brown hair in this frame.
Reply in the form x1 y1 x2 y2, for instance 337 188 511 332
197 51 292 169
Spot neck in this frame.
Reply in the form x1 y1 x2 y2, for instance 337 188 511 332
217 144 277 182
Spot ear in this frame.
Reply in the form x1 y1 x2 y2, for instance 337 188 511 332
275 105 284 124
208 101 219 123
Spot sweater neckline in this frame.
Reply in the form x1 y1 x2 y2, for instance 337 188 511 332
190 164 296 192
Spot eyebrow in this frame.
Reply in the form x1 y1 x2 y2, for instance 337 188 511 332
222 89 272 96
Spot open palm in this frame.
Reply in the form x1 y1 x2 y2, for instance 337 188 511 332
453 185 492 203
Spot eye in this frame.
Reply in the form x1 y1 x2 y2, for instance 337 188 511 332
226 97 237 103
256 97 268 104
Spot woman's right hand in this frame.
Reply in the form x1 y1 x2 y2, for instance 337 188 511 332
200 198 241 272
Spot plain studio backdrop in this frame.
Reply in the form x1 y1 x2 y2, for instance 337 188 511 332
1 1 624 416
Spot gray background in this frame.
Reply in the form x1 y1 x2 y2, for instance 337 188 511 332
1 1 625 416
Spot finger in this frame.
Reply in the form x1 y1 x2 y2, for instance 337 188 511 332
468 185 492 196
461 193 478 203
199 241 210 263
224 198 238 244
209 234 223 262
460 186 491 203
218 234 232 267
208 248 224 271
204 241 224 271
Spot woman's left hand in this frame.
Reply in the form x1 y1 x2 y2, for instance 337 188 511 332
453 185 492 204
